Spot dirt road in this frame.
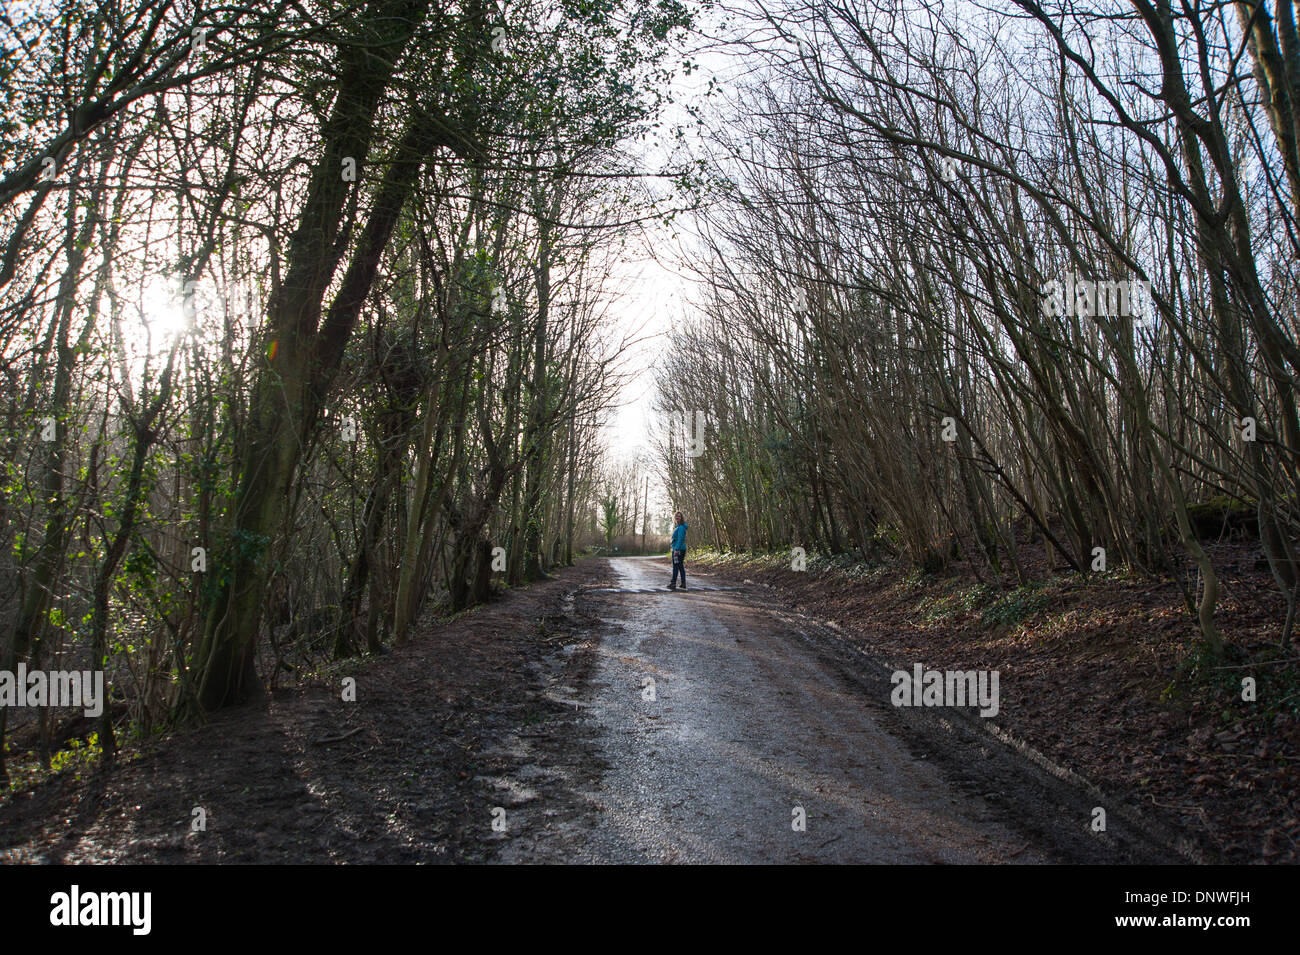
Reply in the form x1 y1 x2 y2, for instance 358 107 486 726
1 556 1183 864
500 556 1142 863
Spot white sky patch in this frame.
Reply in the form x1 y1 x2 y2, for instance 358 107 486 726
599 3 738 465
600 253 684 460
137 276 189 342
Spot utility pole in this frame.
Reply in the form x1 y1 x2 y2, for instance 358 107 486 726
641 474 649 552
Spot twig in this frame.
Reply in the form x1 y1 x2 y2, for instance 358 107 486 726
312 726 364 745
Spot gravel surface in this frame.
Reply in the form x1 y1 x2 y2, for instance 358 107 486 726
500 557 1170 863
0 556 1189 864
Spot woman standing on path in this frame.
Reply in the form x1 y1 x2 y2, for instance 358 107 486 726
669 511 688 590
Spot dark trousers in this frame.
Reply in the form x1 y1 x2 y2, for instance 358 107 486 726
671 549 686 587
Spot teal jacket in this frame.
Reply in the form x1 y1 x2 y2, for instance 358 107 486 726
671 522 687 552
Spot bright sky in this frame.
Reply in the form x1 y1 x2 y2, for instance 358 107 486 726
599 251 686 461
598 3 738 467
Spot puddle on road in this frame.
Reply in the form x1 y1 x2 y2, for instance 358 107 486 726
515 556 1054 864
578 586 744 595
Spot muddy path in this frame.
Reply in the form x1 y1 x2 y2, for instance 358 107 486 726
0 562 614 864
0 556 1188 864
502 556 1186 864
